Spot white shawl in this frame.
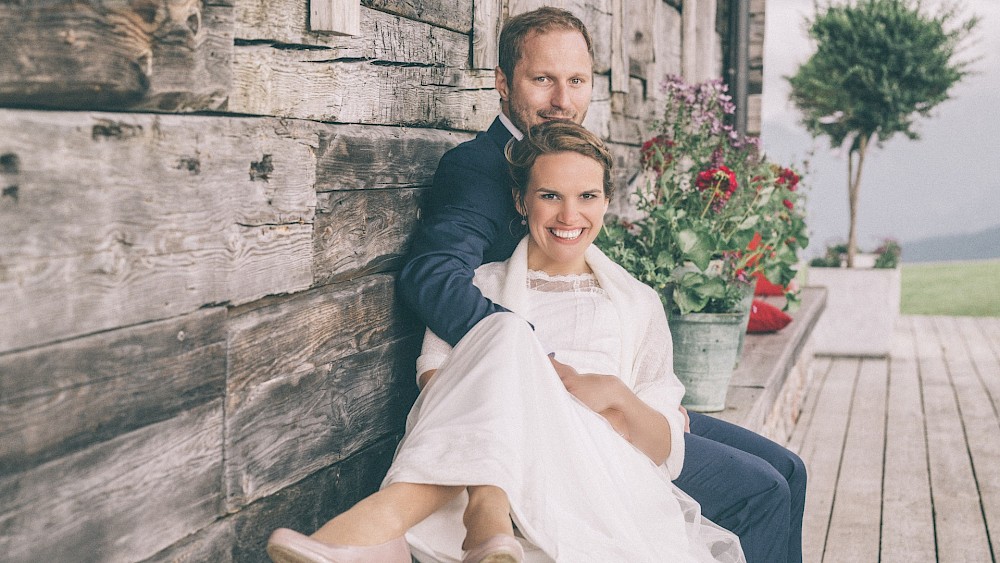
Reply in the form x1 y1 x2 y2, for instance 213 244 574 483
416 237 687 477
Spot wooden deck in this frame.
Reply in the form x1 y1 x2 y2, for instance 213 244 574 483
789 315 1000 563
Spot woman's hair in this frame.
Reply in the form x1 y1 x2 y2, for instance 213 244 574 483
498 7 594 86
506 120 614 207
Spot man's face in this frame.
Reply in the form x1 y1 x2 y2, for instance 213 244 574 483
496 29 593 132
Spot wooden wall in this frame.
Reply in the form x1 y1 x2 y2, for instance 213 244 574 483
0 1 757 561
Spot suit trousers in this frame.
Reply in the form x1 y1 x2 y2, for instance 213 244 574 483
676 412 806 563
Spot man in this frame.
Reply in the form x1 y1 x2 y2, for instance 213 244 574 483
398 7 806 563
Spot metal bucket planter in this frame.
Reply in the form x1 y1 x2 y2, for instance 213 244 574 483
668 311 745 412
733 279 758 367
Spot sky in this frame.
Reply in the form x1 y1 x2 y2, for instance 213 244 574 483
761 0 1000 256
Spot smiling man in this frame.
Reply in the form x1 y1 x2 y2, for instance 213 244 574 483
397 7 806 563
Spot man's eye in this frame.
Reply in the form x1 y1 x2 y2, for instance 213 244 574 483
541 193 558 200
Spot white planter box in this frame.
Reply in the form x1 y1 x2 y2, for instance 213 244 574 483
807 266 901 356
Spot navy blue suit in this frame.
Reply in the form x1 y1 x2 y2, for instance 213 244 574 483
398 117 805 563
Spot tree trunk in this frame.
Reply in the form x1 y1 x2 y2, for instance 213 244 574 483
846 134 869 268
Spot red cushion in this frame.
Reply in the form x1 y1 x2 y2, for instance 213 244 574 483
753 271 786 296
747 300 792 333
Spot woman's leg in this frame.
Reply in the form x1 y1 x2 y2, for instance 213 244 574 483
312 482 464 545
462 485 515 550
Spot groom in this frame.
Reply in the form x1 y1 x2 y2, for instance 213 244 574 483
398 7 806 563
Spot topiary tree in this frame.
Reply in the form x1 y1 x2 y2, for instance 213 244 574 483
788 0 978 266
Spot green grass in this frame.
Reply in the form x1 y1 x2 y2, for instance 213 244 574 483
901 259 1000 317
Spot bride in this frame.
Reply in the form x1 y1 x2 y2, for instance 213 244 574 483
267 121 745 563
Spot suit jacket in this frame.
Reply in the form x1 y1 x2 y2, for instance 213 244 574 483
398 117 526 346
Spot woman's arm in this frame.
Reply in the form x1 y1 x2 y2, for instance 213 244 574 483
553 357 672 465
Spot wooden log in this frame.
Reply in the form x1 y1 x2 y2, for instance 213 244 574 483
472 0 502 70
231 45 497 130
314 124 469 191
363 0 472 34
237 3 469 67
0 401 224 563
225 331 420 507
0 109 316 353
0 0 232 112
610 0 628 93
310 0 361 35
143 434 400 563
0 307 226 475
314 188 426 285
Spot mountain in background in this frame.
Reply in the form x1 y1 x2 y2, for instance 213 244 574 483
903 225 1000 263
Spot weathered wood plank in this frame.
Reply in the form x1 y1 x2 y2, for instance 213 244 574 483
936 316 1000 562
314 124 469 191
797 357 858 563
238 2 469 66
610 0 628 93
314 188 425 285
311 0 361 35
0 307 226 475
880 318 935 563
785 355 831 455
144 434 401 563
0 401 224 563
913 315 993 562
472 0 502 69
364 0 473 34
956 316 1000 429
231 45 497 130
225 333 420 508
0 0 232 112
0 109 316 353
823 358 887 562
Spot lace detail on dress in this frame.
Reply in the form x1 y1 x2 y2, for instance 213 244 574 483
526 269 605 294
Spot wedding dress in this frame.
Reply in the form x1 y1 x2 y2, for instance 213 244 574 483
382 263 745 563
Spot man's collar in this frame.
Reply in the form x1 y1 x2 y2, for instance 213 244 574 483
498 113 524 141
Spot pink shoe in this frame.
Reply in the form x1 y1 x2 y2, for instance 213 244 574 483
461 534 524 563
266 528 411 563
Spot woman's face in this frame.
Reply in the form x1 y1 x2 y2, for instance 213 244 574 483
518 151 609 275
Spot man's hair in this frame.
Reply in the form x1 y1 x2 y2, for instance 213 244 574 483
497 7 594 83
506 120 614 206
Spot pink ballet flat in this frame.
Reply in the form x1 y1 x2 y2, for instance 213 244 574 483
266 528 411 563
461 534 524 563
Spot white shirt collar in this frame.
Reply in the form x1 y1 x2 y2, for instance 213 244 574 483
498 113 524 141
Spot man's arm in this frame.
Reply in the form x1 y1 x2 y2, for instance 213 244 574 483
398 143 519 346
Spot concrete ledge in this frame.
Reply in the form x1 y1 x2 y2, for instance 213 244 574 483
714 287 827 441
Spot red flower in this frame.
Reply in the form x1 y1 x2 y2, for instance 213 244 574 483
775 167 800 191
695 165 738 212
640 136 675 174
782 199 794 210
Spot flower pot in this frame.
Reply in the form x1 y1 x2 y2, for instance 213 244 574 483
668 311 745 412
807 265 901 356
733 278 758 367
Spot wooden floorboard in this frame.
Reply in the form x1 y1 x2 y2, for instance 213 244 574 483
797 357 859 563
795 315 999 563
823 357 887 563
881 317 936 563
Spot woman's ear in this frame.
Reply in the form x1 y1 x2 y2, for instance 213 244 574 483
513 189 526 216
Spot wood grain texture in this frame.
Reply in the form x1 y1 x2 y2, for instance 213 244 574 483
0 109 316 353
0 307 226 475
143 434 400 563
231 44 497 130
314 188 426 285
912 315 993 562
472 0 502 69
879 321 936 562
238 2 468 65
0 402 224 563
225 332 420 507
311 0 361 35
822 359 887 562
363 0 472 34
0 0 232 112
314 123 468 191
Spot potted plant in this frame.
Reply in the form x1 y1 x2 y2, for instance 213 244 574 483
808 239 902 356
598 76 809 411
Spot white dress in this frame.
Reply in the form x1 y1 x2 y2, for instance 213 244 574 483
383 264 745 563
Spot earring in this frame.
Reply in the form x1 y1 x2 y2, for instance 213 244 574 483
520 215 527 226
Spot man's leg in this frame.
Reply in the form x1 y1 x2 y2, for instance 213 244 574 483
676 412 807 563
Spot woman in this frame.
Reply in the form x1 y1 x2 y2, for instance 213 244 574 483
267 121 745 563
